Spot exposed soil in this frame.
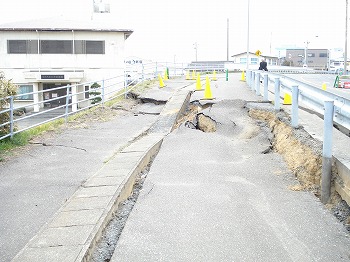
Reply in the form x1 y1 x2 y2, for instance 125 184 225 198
248 106 350 230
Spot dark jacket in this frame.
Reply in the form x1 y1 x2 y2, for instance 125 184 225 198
259 61 268 71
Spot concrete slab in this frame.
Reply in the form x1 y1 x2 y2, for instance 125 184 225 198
49 209 104 227
63 196 112 211
12 246 82 262
94 167 131 178
83 176 125 187
123 135 163 152
73 185 120 198
28 225 94 247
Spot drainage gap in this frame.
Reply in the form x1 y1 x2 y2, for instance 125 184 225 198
90 163 152 262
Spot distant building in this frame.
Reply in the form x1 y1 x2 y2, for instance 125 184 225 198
230 52 279 67
285 49 329 70
0 17 133 112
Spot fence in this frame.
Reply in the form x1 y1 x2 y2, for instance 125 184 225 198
1 61 219 141
246 69 350 204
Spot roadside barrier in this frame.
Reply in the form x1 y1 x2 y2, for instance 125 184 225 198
158 74 166 88
203 76 213 100
247 69 350 204
196 73 202 91
212 70 217 81
240 70 246 82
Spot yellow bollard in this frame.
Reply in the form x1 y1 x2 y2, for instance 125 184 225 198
158 74 166 88
322 83 327 90
240 70 246 82
283 93 292 105
186 71 190 80
212 70 217 81
204 75 213 99
196 73 202 90
192 70 196 80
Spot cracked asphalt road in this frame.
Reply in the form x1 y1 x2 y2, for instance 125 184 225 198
111 99 350 261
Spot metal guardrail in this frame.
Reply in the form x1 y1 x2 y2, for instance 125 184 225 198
246 70 350 133
246 69 350 203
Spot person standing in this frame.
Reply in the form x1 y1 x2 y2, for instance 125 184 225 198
259 59 268 71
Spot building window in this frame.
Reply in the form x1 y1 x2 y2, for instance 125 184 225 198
74 40 105 54
8 40 38 54
240 58 247 64
251 58 258 64
86 41 105 54
16 85 34 100
40 40 73 54
8 39 105 54
308 53 315 57
319 53 328 57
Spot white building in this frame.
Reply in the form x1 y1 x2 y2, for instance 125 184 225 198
0 17 133 111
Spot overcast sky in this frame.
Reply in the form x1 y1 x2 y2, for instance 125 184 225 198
0 0 346 62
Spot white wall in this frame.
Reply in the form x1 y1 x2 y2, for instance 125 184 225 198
0 30 127 83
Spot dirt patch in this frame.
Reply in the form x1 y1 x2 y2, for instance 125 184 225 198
197 113 217 132
67 99 139 129
174 102 216 133
249 109 323 193
174 103 201 129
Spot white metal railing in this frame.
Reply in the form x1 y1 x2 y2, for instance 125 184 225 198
246 69 349 203
246 70 350 132
0 61 200 141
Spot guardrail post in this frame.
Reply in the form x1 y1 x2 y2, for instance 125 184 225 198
291 85 299 128
124 70 128 99
263 74 269 101
251 72 255 91
274 78 281 111
255 72 261 96
246 70 251 86
65 85 70 123
9 96 14 139
321 101 334 204
155 62 158 79
101 80 105 106
71 84 78 112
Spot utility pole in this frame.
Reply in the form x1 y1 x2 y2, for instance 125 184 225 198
227 18 230 61
345 0 348 73
246 0 250 70
193 42 198 62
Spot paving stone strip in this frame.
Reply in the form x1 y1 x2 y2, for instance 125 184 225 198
11 85 193 262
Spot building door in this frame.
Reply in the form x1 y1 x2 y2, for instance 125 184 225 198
43 83 69 107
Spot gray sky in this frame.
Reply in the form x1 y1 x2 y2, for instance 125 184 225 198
0 0 346 62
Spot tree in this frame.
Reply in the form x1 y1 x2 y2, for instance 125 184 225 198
89 82 102 104
0 72 17 137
